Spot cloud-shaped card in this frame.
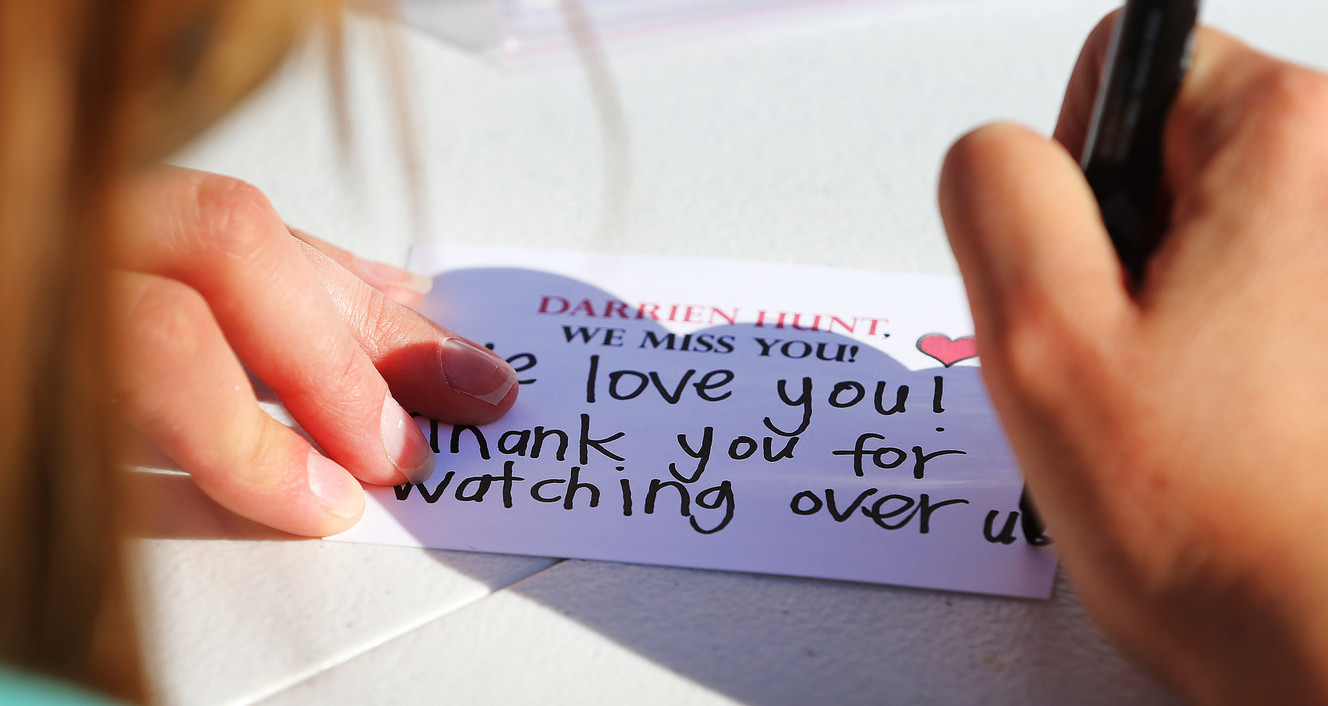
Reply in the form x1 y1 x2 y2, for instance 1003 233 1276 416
328 245 1057 599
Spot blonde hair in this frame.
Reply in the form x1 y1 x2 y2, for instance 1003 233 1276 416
0 1 333 699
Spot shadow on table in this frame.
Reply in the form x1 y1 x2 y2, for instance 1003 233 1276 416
129 471 1172 705
127 471 302 542
493 560 1178 706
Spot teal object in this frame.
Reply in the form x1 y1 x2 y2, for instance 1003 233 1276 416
0 666 120 705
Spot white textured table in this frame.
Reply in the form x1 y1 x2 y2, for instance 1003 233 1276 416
136 1 1328 703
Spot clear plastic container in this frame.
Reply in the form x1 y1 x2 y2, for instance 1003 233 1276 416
396 0 900 64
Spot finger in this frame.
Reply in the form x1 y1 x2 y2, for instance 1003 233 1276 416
296 239 519 425
1052 9 1122 158
120 167 434 487
939 122 1130 383
288 227 431 310
111 272 363 536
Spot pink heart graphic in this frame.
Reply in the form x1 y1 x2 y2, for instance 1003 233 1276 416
917 333 977 367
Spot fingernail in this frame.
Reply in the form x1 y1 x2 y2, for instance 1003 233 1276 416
378 284 425 309
381 392 436 483
440 337 517 405
306 450 365 519
354 257 433 295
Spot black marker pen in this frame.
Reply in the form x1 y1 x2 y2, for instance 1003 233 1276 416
1081 0 1200 280
1017 1 1200 546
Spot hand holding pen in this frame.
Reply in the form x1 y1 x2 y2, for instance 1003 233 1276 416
1012 0 1198 547
941 10 1328 703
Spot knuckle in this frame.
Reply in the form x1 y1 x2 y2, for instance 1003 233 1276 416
1244 66 1328 159
993 309 1062 398
190 174 282 263
294 334 378 418
230 421 296 492
1084 10 1123 60
1256 65 1328 121
946 124 1011 172
351 287 407 360
121 278 214 367
986 287 1108 410
185 414 296 498
114 279 215 426
292 229 353 269
941 124 1027 210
